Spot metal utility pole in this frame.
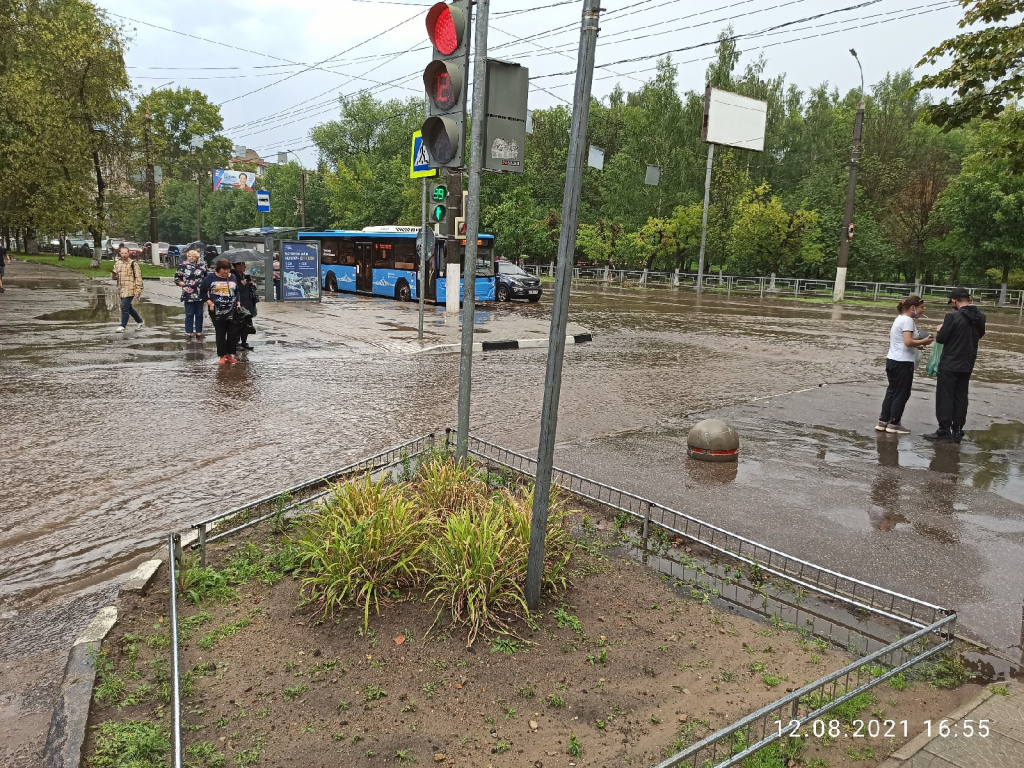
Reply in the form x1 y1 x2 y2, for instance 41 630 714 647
420 100 429 341
526 0 601 610
195 177 202 240
834 49 865 303
144 107 159 264
454 0 490 462
299 169 307 228
696 142 715 294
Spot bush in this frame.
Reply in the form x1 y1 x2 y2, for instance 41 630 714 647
291 460 577 645
295 475 430 629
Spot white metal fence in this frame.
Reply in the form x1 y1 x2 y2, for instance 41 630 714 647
524 264 1024 308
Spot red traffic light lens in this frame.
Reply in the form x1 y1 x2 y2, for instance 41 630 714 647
426 3 460 55
432 70 455 109
423 61 462 111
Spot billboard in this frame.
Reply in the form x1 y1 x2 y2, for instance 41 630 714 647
281 240 321 302
701 87 767 152
212 169 255 191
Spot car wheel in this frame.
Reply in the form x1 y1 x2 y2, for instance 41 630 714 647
325 272 338 292
496 284 511 302
527 294 541 303
395 280 412 302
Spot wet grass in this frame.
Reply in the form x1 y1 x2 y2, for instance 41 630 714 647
17 253 176 278
87 720 170 768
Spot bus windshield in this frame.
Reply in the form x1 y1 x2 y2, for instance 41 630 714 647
460 242 494 275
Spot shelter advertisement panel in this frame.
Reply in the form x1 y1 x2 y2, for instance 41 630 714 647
281 240 321 302
212 169 256 191
701 87 768 152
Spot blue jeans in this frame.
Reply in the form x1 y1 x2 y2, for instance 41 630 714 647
120 296 142 327
184 302 204 334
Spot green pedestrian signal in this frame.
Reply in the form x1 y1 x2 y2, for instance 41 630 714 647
431 203 448 222
432 184 449 201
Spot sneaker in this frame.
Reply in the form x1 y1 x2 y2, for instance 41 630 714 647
195 332 204 339
115 326 125 333
227 354 239 363
885 423 910 435
923 430 954 442
218 355 228 365
875 420 888 432
136 319 144 328
951 428 964 444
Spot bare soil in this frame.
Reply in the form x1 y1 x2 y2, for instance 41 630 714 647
83 517 980 768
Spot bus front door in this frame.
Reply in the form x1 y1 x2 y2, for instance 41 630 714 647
355 242 372 293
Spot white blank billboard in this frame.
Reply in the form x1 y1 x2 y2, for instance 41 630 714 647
702 87 767 152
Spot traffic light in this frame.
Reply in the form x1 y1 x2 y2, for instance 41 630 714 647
422 1 471 168
430 183 449 222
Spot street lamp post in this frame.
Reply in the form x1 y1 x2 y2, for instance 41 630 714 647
280 150 306 228
833 49 865 303
190 137 206 242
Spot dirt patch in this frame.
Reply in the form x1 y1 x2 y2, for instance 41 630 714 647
82 518 979 768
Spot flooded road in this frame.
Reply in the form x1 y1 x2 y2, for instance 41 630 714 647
1 263 1023 766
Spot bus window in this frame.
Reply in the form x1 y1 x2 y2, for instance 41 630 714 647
393 240 417 271
338 238 356 265
373 240 394 268
460 243 495 275
322 239 339 265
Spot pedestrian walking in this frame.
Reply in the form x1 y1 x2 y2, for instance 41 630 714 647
111 244 144 332
200 258 241 365
923 288 987 444
0 242 9 293
174 248 208 339
875 296 933 435
232 259 258 350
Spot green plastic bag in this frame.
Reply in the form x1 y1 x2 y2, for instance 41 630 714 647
926 342 943 378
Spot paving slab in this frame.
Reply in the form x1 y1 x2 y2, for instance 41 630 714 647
881 683 1024 768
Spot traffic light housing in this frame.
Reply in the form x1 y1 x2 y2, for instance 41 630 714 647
430 183 449 222
422 1 471 168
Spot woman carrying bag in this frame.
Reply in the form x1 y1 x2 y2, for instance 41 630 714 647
231 259 258 350
876 295 933 435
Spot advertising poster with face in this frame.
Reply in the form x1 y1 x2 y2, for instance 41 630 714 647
212 169 255 191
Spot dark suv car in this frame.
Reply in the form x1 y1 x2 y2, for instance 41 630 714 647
495 260 542 302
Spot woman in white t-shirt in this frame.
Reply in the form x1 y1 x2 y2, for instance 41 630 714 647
876 295 933 434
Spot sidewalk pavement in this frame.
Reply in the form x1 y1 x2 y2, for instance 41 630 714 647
880 682 1023 768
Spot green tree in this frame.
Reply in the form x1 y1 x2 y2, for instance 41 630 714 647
132 87 232 182
931 112 1024 303
481 187 546 262
728 183 822 276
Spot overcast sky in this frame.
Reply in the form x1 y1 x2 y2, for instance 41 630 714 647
99 0 966 168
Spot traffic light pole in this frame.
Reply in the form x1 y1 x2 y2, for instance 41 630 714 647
445 171 462 315
420 98 428 341
455 0 489 462
525 0 601 610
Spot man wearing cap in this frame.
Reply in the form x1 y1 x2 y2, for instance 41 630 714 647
923 288 986 443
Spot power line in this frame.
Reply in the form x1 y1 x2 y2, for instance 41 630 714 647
533 0 886 78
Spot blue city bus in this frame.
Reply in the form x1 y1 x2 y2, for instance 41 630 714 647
297 226 496 303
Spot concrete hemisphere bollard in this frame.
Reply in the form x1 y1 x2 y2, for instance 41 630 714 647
687 418 740 462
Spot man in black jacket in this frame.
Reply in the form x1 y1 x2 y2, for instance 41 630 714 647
923 288 986 443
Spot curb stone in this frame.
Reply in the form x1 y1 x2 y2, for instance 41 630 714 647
41 560 165 768
420 332 594 354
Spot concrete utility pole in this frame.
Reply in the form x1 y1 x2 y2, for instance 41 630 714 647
834 49 865 303
299 169 307 228
696 142 715 293
455 0 490 461
526 0 601 610
445 171 462 315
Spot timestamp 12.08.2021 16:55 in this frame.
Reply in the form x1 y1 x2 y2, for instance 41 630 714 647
775 718 991 740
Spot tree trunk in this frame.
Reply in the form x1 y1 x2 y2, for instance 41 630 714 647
25 227 37 254
90 148 106 268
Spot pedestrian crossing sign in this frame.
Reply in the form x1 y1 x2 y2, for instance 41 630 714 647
410 131 438 179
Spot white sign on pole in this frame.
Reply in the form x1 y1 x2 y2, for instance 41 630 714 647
587 145 604 170
701 87 768 152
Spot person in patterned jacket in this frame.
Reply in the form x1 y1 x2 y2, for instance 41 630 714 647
175 248 208 339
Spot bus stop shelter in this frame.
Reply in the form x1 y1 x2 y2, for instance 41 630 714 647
222 227 303 302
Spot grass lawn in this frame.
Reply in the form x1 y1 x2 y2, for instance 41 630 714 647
15 253 176 279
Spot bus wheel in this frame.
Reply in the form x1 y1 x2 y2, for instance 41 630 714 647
325 272 338 292
395 280 412 302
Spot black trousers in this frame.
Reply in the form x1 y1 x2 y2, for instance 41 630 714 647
879 359 915 424
935 370 972 431
211 313 239 357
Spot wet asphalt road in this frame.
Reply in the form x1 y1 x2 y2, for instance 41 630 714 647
1 261 1023 766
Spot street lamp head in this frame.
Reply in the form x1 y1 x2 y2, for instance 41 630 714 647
849 48 857 58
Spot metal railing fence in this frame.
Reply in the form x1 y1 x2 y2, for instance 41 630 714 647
162 432 957 768
528 264 1024 308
